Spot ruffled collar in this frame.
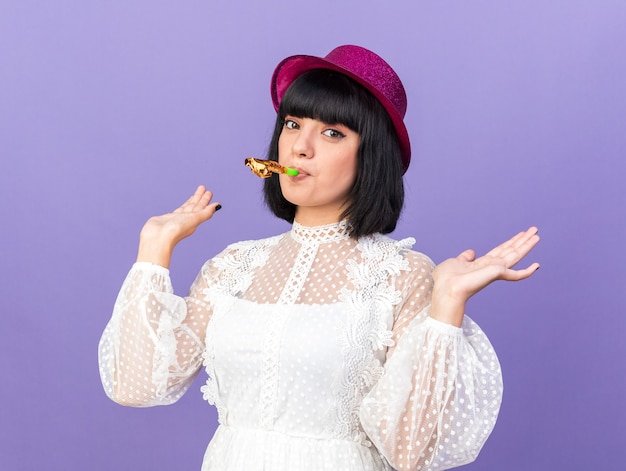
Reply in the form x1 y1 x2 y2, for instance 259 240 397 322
290 220 352 245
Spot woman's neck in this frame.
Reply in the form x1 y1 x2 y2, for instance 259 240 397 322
294 206 345 227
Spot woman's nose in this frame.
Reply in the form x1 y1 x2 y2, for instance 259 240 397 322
292 129 314 158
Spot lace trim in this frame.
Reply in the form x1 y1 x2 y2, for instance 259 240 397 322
209 236 280 297
277 241 319 305
130 267 186 399
259 304 291 429
257 237 322 427
329 234 415 445
200 236 281 421
291 220 351 245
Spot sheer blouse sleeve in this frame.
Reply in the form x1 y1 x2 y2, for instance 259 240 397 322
98 261 213 407
359 252 503 471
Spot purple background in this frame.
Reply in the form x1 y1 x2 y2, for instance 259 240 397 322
1 1 625 469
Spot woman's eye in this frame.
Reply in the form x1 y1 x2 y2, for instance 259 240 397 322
284 119 298 130
323 128 346 139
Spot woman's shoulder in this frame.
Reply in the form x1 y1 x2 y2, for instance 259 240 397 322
364 233 435 271
203 232 286 266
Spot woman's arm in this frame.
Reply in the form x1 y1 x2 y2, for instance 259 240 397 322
99 263 213 406
361 229 540 470
98 186 221 406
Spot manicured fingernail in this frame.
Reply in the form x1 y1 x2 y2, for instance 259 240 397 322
215 204 222 211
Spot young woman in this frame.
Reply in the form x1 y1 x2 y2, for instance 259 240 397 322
99 45 540 471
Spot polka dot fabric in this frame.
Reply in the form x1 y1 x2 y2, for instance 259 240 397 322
98 221 502 470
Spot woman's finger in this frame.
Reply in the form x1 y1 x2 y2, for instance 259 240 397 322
502 233 540 268
500 262 541 281
173 186 211 213
485 227 539 259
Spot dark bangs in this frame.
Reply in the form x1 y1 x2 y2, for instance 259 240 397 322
279 69 372 132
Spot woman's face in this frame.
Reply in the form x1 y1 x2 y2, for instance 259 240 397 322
278 115 359 226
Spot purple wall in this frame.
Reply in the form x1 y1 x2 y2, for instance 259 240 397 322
1 1 624 469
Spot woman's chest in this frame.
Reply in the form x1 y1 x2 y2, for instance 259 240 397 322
208 300 350 384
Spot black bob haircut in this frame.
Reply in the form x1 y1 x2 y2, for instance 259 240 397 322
263 69 405 239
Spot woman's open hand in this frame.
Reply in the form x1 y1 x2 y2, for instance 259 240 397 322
136 185 221 268
430 227 540 327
